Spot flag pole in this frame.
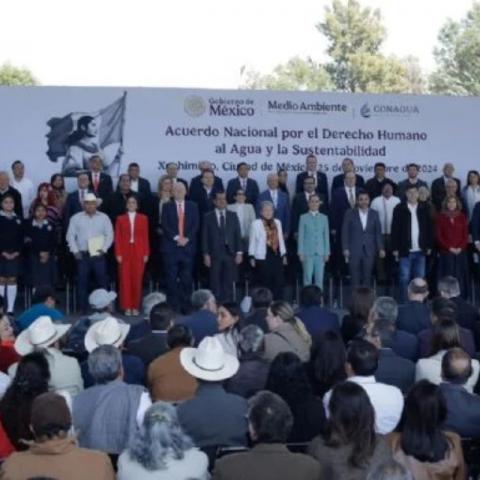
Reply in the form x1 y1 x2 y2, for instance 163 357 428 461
115 91 127 177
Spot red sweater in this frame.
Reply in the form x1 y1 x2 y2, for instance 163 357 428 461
436 212 468 253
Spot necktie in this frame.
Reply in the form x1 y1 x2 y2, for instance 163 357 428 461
348 188 355 208
80 190 85 201
272 191 278 208
242 179 247 191
93 174 99 192
383 197 389 234
219 211 226 245
177 203 185 239
310 173 317 186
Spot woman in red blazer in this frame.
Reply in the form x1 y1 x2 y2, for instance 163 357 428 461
115 194 150 315
436 195 469 298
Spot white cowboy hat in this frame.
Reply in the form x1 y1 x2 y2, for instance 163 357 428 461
84 316 130 353
15 316 71 356
180 336 239 382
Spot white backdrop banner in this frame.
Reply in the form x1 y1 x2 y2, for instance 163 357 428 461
0 86 478 189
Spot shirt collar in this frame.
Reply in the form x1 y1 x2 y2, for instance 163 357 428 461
0 211 16 218
32 219 49 228
350 375 376 384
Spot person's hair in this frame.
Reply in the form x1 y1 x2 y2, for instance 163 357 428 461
116 173 131 190
201 168 214 178
191 289 214 310
300 285 322 307
431 297 456 321
167 324 194 349
367 460 413 480
0 352 50 449
407 278 429 297
269 301 295 325
348 287 375 320
437 276 461 298
166 161 178 169
238 325 264 355
124 193 139 210
32 285 56 305
374 162 386 169
325 381 376 468
441 194 462 212
347 339 379 376
371 296 398 323
11 160 23 170
430 318 461 355
34 182 56 207
370 319 395 348
251 287 273 309
128 401 194 471
88 345 122 384
157 174 172 194
50 173 65 190
248 391 294 443
149 302 176 331
312 330 347 396
128 162 140 169
260 200 274 213
142 292 167 317
441 347 473 385
213 190 226 200
67 115 95 144
399 380 449 463
405 184 419 192
466 170 480 186
265 352 313 408
236 162 248 171
406 163 419 170
0 193 15 207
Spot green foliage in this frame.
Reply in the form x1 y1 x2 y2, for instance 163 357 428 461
0 63 38 86
430 2 480 95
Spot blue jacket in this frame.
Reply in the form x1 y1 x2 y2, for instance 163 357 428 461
178 309 218 345
296 306 339 340
161 200 199 255
297 212 330 256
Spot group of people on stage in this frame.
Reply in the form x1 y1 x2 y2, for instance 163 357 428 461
0 153 478 314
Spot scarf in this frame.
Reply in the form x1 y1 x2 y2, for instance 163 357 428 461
262 218 279 253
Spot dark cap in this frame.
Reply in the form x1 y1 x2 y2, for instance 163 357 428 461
31 392 71 435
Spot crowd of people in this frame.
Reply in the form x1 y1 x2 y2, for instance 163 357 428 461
1 154 479 315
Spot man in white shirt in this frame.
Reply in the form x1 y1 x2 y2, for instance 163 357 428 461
323 339 404 435
11 160 35 218
371 183 401 289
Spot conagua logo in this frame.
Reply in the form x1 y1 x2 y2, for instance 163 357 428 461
184 95 207 117
360 103 371 118
360 102 420 118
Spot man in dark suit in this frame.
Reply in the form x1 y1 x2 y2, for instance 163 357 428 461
189 169 222 218
165 162 189 191
397 278 431 334
244 287 273 333
178 289 219 345
368 319 415 393
64 172 92 225
431 163 461 211
364 162 397 200
226 162 259 205
256 173 290 236
103 173 144 224
331 157 365 195
296 285 339 340
127 302 174 366
440 348 480 439
87 154 113 201
202 191 243 302
213 391 322 480
0 171 23 219
127 162 151 197
295 154 329 206
161 182 199 311
342 192 384 287
396 163 428 201
189 160 223 201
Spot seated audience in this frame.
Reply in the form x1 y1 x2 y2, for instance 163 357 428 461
416 317 479 392
367 319 415 393
396 278 430 335
214 302 242 357
341 286 375 344
73 345 151 455
367 460 413 480
266 352 325 442
127 302 174 366
0 352 50 450
440 348 480 438
177 336 248 448
14 315 83 397
118 401 209 480
323 339 404 434
16 285 63 332
178 289 219 345
1 392 115 480
243 286 273 333
389 380 465 480
129 290 168 342
309 381 391 479
213 391 322 480
296 285 340 341
148 324 198 402
311 330 347 397
263 301 312 363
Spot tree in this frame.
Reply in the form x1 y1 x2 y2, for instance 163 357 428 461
401 55 426 94
0 63 38 86
430 2 480 95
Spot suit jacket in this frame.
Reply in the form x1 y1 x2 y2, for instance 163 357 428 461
160 200 199 255
226 177 259 205
88 171 113 200
295 171 329 205
375 348 415 394
440 382 480 439
364 177 397 199
126 332 168 367
331 173 365 194
396 178 428 200
341 208 383 257
213 443 322 480
190 185 222 217
431 176 461 211
451 296 480 333
133 176 151 197
177 383 248 448
418 326 476 358
471 202 480 242
391 329 419 362
64 190 89 225
296 306 339 340
202 209 242 256
114 213 150 258
297 213 330 256
397 300 431 335
330 186 363 233
189 174 224 200
178 309 218 345
227 203 256 241
104 190 146 224
256 190 290 235
291 193 328 234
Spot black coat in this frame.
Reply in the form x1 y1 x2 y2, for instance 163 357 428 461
431 176 461 211
364 177 397 199
225 354 270 398
375 348 415 394
331 173 365 195
397 301 431 335
126 332 168 367
226 177 259 205
88 171 113 200
295 171 329 206
202 210 242 256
